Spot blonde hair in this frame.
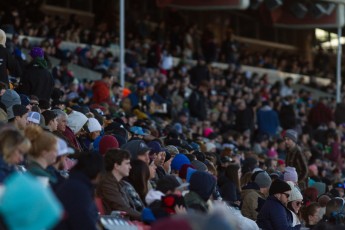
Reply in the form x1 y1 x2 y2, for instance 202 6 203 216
25 126 57 158
0 129 30 163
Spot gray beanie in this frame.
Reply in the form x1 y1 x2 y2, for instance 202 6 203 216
1 90 21 110
253 170 272 188
191 160 207 172
284 129 298 143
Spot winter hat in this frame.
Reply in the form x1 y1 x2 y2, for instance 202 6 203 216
57 138 75 156
286 181 303 202
29 47 44 59
121 140 150 159
147 141 164 154
0 29 6 46
269 179 292 195
267 149 278 158
99 135 119 156
0 173 62 230
27 111 41 124
156 175 183 194
179 164 195 179
252 170 272 188
311 182 326 197
1 90 21 110
284 129 298 143
20 94 30 106
87 118 102 133
284 166 298 183
189 171 216 201
67 111 88 134
165 145 179 157
171 154 191 171
191 160 207 172
113 134 126 147
203 128 214 137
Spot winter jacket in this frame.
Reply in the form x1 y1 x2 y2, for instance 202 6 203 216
218 177 241 204
257 106 280 137
0 45 17 86
92 80 110 104
54 171 98 230
184 191 209 213
285 145 308 187
18 58 54 100
257 196 299 230
26 160 57 185
189 90 208 121
0 155 16 183
96 171 141 220
241 182 266 221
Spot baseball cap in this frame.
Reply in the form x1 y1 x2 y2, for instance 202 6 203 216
27 111 41 124
156 175 189 194
57 138 75 157
130 126 147 136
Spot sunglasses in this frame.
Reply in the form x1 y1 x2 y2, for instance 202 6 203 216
283 192 290 198
296 201 303 206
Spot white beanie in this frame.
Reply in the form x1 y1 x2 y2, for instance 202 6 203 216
287 181 303 202
206 142 216 152
67 111 88 134
87 118 102 133
0 29 6 47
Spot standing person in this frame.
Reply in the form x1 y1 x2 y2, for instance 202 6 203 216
188 80 209 121
257 179 296 230
0 29 17 87
284 129 308 190
92 72 113 104
17 47 54 100
54 152 104 230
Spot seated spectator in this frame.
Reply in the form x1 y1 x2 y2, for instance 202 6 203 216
96 149 141 220
301 202 321 229
8 104 29 131
257 179 295 230
241 170 272 221
0 129 31 182
184 171 216 213
286 181 303 229
218 163 241 206
54 152 104 230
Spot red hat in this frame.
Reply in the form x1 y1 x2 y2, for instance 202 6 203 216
99 135 119 156
277 159 285 166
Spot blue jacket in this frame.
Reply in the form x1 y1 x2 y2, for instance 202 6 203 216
54 171 98 230
257 106 280 137
0 155 15 183
257 196 300 230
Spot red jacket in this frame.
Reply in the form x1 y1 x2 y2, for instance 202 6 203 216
92 80 110 104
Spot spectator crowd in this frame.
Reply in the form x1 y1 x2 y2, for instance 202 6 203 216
1 6 345 230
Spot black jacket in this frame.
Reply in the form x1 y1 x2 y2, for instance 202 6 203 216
0 45 17 86
18 59 54 100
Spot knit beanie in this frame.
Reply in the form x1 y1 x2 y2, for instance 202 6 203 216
284 166 298 183
99 135 119 155
165 145 179 157
284 129 298 143
179 164 195 179
29 47 44 59
189 171 216 201
252 170 272 188
87 118 102 133
191 160 207 172
269 179 292 195
286 181 303 202
171 154 191 171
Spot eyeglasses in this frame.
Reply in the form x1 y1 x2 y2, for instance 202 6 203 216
283 193 290 198
296 201 303 206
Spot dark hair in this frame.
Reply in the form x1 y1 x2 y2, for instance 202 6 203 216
301 202 321 225
102 72 113 79
225 163 241 191
125 159 150 201
72 152 104 180
104 149 130 172
324 198 345 225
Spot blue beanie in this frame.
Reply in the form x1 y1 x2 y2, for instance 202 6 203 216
171 154 190 171
189 171 216 201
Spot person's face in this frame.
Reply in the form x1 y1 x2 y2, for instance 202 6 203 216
57 115 67 132
90 131 101 140
154 152 165 166
49 118 58 132
7 145 25 165
291 200 303 213
336 188 345 197
44 143 58 166
284 137 295 149
116 159 131 177
279 191 291 206
309 207 321 225
137 151 150 164
149 161 157 179
16 113 29 130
